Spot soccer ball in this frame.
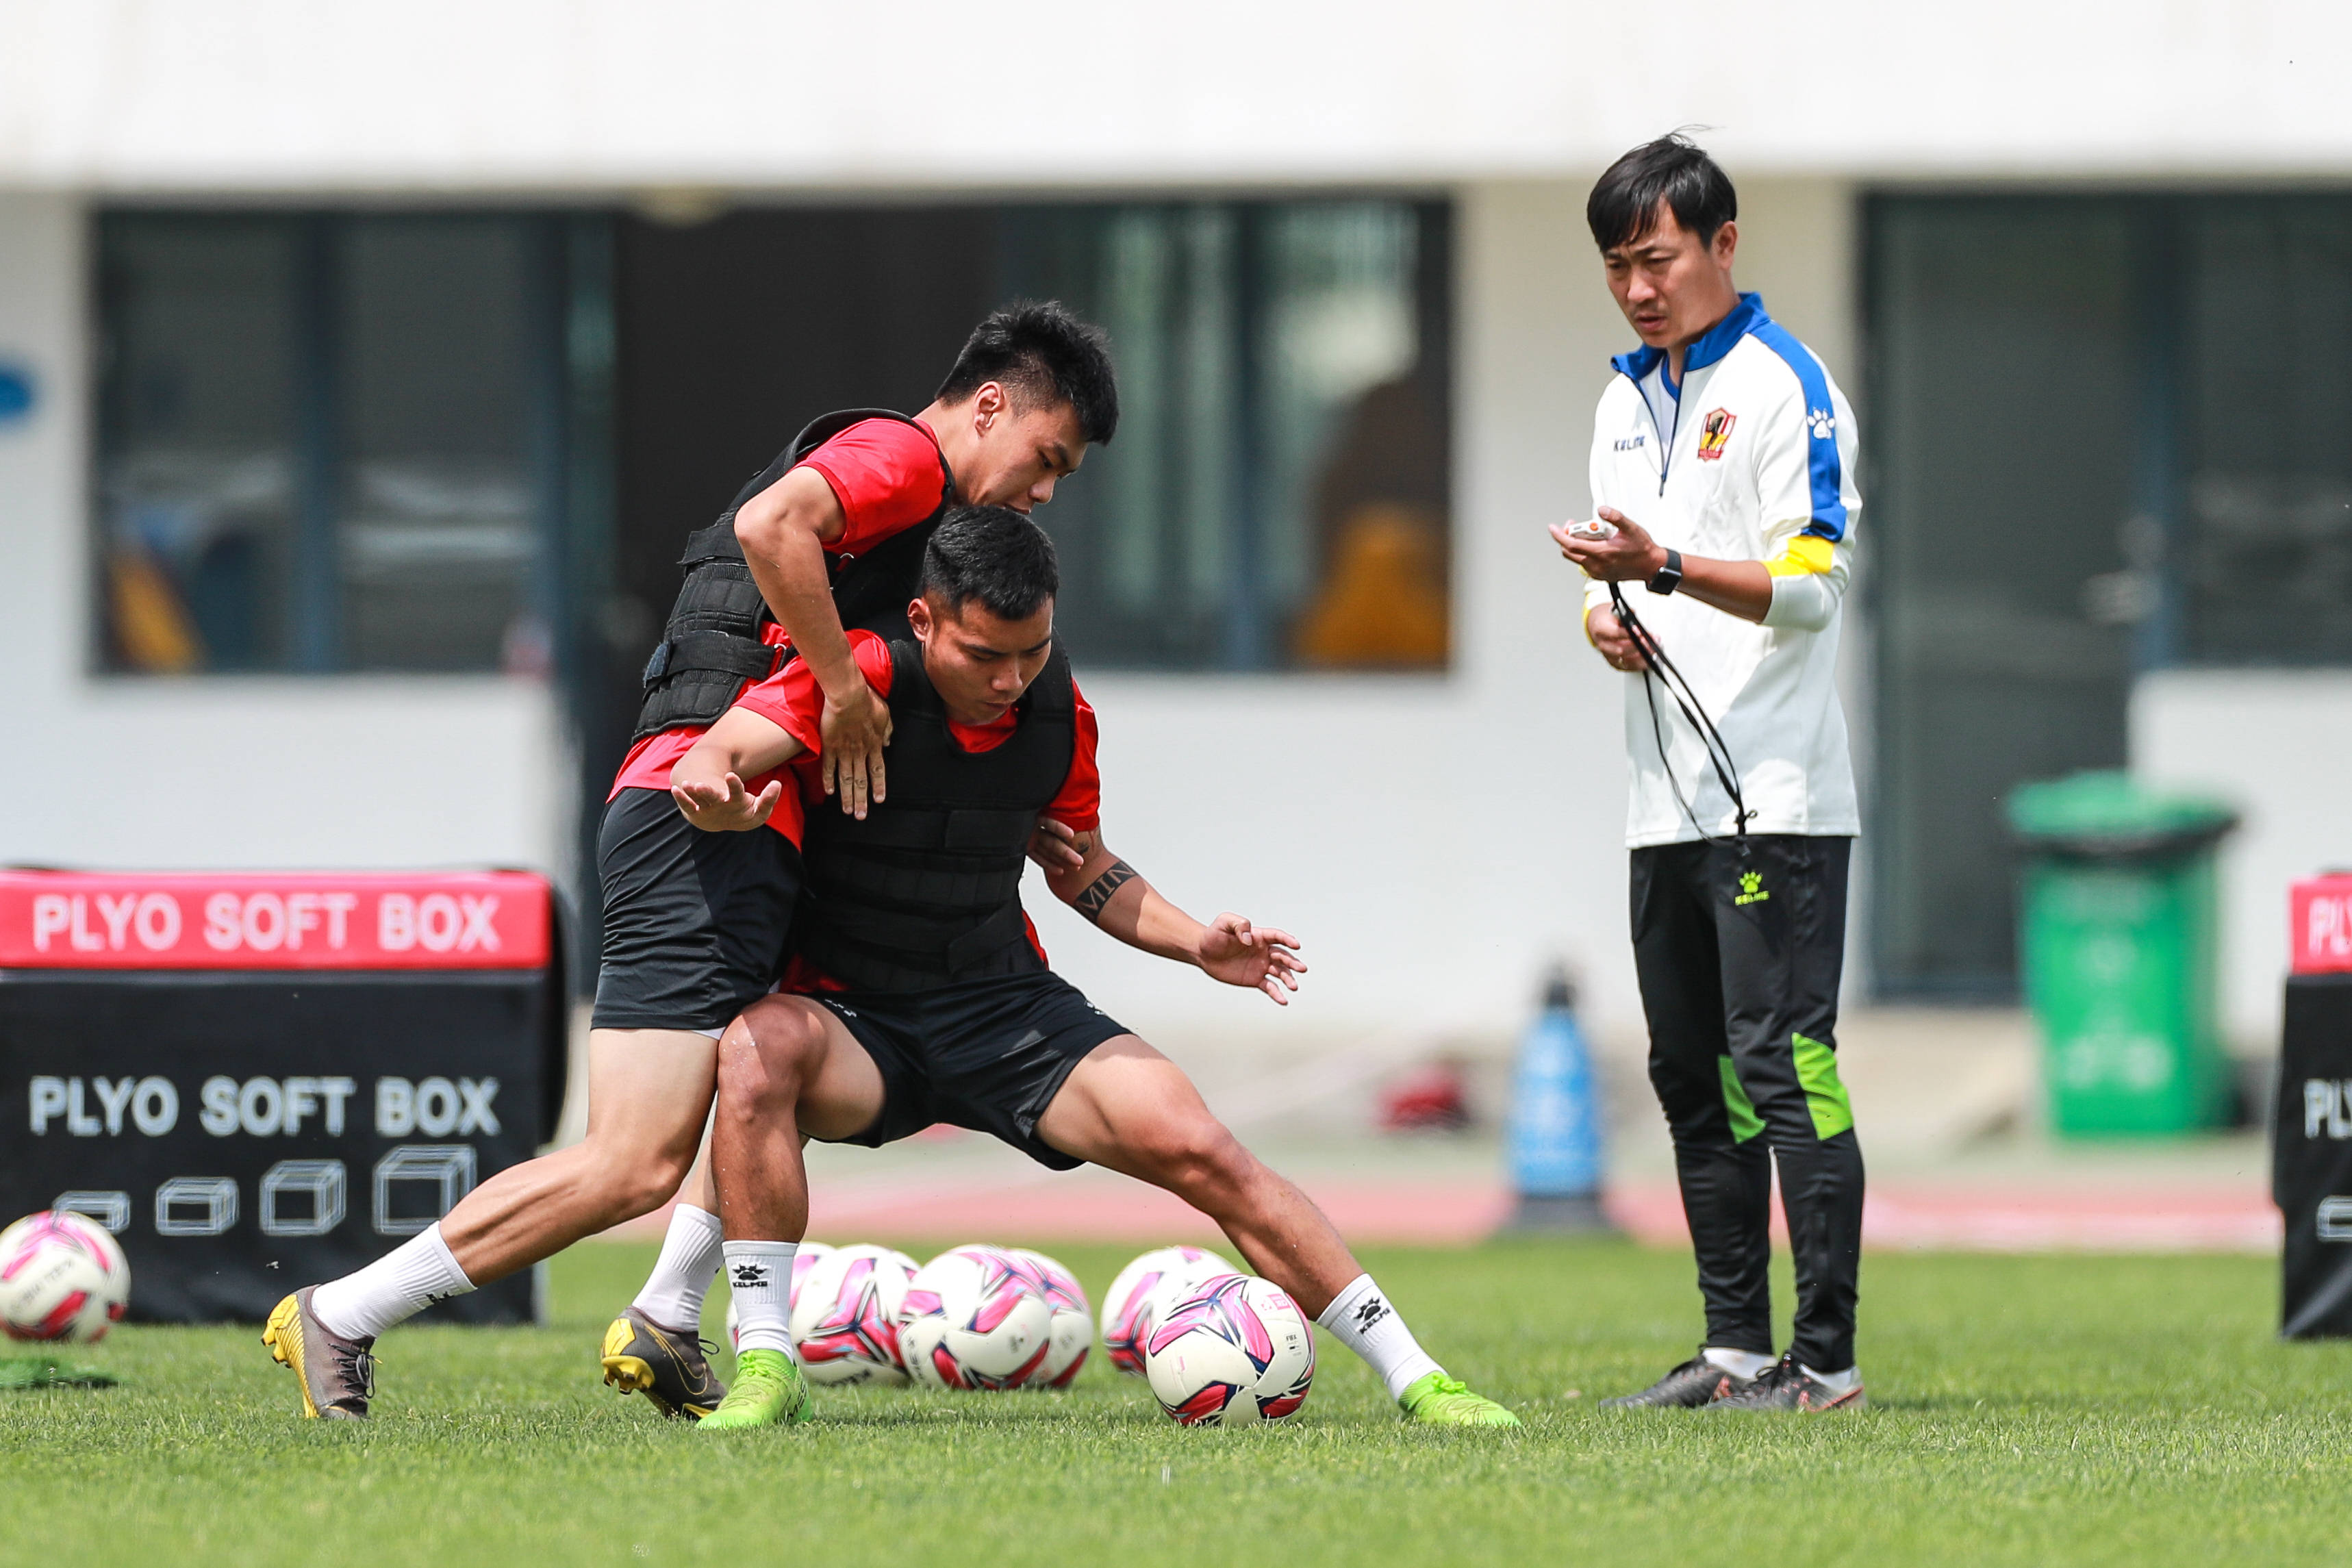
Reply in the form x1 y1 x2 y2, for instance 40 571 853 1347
1100 1245 1236 1377
726 1240 835 1352
0 1211 131 1344
789 1244 920 1386
898 1243 1054 1390
1143 1274 1315 1426
1009 1247 1092 1388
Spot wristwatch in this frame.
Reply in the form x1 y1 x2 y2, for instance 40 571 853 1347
1645 547 1684 596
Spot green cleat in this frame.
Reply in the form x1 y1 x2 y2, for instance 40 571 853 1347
1399 1371 1521 1428
697 1348 813 1432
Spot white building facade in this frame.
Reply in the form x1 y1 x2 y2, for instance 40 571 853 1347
2 0 2347 1050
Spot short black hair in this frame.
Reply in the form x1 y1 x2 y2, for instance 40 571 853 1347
919 505 1060 621
935 299 1120 447
1586 132 1738 253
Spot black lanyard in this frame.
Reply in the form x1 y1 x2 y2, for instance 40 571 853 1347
1606 580 1752 853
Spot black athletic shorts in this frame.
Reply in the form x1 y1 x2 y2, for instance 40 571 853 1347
820 970 1130 1172
591 787 805 1033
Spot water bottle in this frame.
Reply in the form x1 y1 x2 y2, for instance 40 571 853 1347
1506 967 1612 1230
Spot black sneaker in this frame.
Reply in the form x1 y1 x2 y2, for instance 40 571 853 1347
1597 1354 1756 1408
600 1306 728 1420
1707 1353 1865 1413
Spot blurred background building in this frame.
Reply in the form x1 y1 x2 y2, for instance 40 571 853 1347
1 0 2348 1061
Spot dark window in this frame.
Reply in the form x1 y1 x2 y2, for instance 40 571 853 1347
1866 190 2352 997
2177 199 2352 663
95 212 581 675
1004 201 1453 672
609 197 1453 694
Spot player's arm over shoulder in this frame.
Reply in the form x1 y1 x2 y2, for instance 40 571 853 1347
733 462 848 555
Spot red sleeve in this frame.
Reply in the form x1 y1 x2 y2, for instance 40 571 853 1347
733 631 894 754
798 418 949 557
1043 681 1101 833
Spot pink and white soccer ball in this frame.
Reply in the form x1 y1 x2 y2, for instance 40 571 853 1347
898 1243 1054 1391
1009 1248 1092 1389
1100 1245 1236 1378
0 1211 130 1344
1143 1274 1315 1426
725 1239 833 1352
789 1244 921 1386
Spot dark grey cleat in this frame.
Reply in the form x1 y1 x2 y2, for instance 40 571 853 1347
262 1285 375 1419
1598 1354 1756 1409
601 1305 728 1420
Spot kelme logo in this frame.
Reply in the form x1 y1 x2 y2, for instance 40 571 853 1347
1734 870 1771 907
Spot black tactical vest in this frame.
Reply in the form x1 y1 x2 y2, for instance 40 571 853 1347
794 639 1076 994
631 409 954 742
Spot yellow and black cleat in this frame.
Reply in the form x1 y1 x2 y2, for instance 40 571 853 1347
262 1287 375 1420
600 1305 726 1419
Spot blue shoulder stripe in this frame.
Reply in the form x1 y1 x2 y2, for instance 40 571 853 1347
1747 322 1847 543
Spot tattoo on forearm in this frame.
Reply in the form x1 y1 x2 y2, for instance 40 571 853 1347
1074 859 1139 923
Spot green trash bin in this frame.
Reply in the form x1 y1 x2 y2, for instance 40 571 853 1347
2006 771 2238 1137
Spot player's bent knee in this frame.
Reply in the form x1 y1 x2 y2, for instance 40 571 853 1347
1142 1119 1253 1204
716 1000 831 1106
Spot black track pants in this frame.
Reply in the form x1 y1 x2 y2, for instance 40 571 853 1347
1630 834 1863 1373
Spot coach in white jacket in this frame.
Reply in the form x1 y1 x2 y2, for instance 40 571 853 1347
1556 134 1866 1413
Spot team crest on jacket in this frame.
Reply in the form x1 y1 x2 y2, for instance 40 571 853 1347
1696 408 1737 461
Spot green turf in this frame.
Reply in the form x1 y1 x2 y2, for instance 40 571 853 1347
3 1240 2348 1567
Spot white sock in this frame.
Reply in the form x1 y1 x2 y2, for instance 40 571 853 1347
309 1224 476 1341
1704 1346 1777 1381
721 1241 800 1357
1802 1363 1861 1395
630 1204 724 1332
1315 1274 1441 1402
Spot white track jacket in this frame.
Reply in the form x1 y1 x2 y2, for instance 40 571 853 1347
1581 293 1860 848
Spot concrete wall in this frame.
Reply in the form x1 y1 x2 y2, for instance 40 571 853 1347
0 193 567 883
4 1 2347 189
2132 670 2352 1050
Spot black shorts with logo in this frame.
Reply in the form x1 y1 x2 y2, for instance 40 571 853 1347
591 787 804 1033
820 970 1130 1171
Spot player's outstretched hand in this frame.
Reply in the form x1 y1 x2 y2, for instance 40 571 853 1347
821 676 894 820
672 772 782 833
1026 817 1088 873
1197 913 1307 1006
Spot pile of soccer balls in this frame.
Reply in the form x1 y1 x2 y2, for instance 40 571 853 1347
729 1241 1315 1426
0 1211 131 1345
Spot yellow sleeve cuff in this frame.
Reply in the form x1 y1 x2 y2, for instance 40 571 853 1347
1766 534 1836 577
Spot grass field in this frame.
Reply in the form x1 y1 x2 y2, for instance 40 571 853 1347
3 1238 2349 1568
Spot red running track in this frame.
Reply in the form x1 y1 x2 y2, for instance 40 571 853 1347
609 1171 2278 1254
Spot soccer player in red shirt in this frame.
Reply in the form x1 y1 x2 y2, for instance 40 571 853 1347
264 307 1120 1422
670 507 1519 1430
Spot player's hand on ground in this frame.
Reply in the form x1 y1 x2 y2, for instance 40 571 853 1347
1584 605 1653 673
1196 913 1306 1005
672 772 782 833
1552 507 1667 583
821 676 894 820
1027 818 1088 872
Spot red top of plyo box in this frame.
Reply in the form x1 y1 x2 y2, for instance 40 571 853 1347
0 870 551 970
2290 875 2352 976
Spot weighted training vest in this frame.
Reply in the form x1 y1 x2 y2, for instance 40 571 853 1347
631 409 954 742
794 639 1076 993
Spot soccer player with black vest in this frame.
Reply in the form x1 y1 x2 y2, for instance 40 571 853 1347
263 303 1117 1422
1554 135 1867 1412
663 506 1518 1430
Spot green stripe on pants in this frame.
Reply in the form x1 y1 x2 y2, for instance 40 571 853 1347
1793 1033 1854 1139
1717 1055 1765 1143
